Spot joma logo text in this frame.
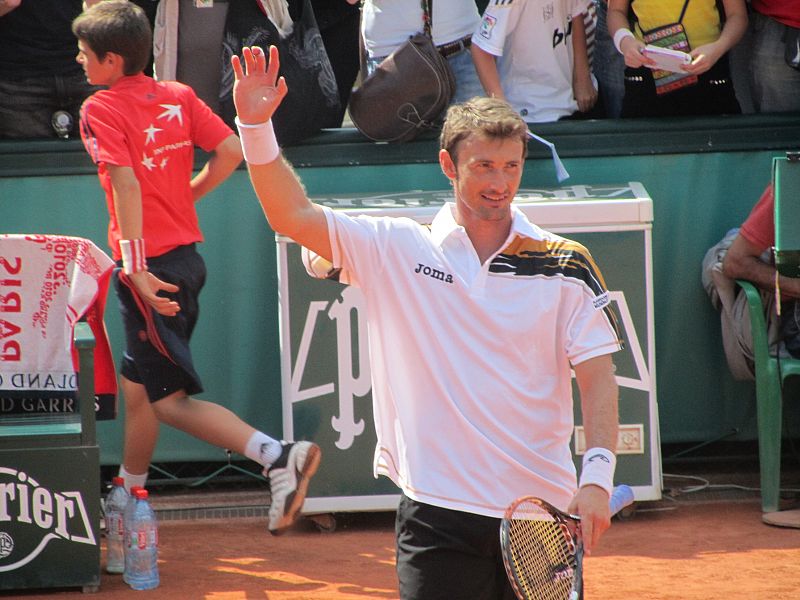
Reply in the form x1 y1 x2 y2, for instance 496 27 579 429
414 263 454 284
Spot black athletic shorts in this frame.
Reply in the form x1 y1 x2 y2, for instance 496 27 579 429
113 244 205 402
395 494 516 600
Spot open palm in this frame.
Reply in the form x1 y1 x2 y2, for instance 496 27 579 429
232 45 288 125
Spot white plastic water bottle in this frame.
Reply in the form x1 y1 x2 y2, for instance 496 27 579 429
124 487 159 590
122 485 142 585
104 477 128 574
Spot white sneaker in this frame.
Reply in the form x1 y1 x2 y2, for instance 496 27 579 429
266 441 321 535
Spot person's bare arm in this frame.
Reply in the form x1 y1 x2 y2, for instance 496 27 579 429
191 134 243 201
471 44 506 100
232 45 332 261
607 0 654 68
0 0 22 17
107 165 180 315
571 14 598 113
568 353 619 554
722 233 800 299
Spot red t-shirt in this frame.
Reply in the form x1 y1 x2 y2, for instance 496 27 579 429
80 74 233 260
751 0 800 28
739 185 775 252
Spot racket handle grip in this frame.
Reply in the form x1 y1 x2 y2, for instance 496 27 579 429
609 484 635 516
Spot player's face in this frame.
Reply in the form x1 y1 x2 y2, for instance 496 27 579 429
440 133 524 227
76 41 116 86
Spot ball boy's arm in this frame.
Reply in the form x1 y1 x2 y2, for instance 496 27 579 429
107 165 180 316
232 45 332 262
191 134 243 202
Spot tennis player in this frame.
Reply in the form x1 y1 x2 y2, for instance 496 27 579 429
233 44 622 598
73 2 319 535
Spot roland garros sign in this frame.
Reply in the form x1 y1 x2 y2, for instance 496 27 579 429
0 466 96 572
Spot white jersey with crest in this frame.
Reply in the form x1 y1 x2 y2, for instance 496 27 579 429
472 0 593 122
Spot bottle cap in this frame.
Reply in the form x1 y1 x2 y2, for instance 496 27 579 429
135 488 149 499
112 476 125 486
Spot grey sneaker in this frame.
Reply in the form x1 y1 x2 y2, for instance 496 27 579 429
266 441 321 535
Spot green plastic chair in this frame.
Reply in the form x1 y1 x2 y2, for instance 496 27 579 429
737 279 800 512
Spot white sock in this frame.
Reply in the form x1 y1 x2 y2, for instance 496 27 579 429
119 465 148 493
244 431 283 468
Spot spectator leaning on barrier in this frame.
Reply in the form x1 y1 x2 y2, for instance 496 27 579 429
0 0 102 139
471 0 601 122
607 0 747 117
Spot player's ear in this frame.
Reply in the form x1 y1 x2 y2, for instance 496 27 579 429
439 149 457 181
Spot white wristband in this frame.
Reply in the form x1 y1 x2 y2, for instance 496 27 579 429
613 28 635 54
119 238 147 275
579 447 616 495
235 117 280 165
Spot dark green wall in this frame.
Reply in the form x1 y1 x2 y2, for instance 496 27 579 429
2 113 799 463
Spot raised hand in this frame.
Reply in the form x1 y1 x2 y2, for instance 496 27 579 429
231 45 289 125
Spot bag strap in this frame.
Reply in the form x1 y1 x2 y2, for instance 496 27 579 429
676 0 691 24
629 0 690 26
422 0 433 39
358 0 434 77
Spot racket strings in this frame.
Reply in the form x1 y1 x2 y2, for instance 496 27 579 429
504 504 578 600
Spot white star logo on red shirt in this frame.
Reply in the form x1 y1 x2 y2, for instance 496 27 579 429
157 104 183 126
141 153 156 171
143 123 163 145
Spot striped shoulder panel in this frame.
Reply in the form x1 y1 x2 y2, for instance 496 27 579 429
490 236 607 293
491 236 623 343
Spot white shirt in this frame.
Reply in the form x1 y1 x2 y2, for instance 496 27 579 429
323 203 622 516
362 0 481 58
472 0 594 122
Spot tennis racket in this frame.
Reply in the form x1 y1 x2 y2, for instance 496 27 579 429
500 484 634 600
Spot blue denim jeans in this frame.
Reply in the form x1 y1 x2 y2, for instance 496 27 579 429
0 71 100 139
749 11 800 113
366 44 484 106
592 0 626 118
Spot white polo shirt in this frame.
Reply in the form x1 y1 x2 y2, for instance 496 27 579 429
472 0 594 122
323 202 622 516
362 0 480 58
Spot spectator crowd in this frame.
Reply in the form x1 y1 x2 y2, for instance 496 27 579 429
0 0 798 141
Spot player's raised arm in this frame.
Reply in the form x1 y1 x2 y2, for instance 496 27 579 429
232 45 332 261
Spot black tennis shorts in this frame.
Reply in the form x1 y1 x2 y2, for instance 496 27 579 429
113 243 205 402
395 494 516 600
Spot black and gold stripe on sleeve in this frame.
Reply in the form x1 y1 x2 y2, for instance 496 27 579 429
491 237 623 342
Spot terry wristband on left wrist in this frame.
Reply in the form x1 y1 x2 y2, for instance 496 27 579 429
119 238 147 275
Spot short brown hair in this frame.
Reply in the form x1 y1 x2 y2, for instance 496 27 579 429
72 0 152 76
440 97 529 165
